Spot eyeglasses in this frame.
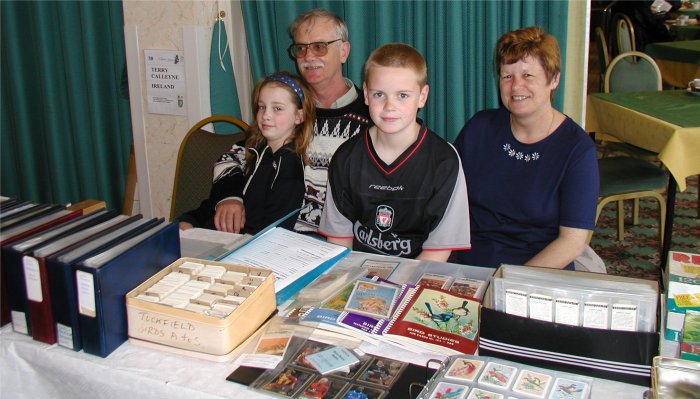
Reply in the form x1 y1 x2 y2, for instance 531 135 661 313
287 39 342 58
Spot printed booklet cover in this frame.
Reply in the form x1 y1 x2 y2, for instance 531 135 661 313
381 285 480 356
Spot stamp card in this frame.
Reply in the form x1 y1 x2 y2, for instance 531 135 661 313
259 366 313 397
344 281 400 319
467 387 504 399
445 357 485 382
357 356 406 388
477 362 517 390
340 384 387 399
297 375 348 399
512 369 552 398
416 273 452 289
361 259 400 280
547 377 590 399
428 382 469 399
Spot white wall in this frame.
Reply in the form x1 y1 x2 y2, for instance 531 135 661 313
122 0 251 218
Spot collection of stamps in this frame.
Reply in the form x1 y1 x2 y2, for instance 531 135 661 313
419 355 592 399
252 339 407 398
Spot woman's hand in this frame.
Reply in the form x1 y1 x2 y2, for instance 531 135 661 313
525 226 590 269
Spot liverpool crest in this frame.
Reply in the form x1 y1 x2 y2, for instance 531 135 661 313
375 205 394 232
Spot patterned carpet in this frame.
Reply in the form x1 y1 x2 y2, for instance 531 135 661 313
590 175 700 282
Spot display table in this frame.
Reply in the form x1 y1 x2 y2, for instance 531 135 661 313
0 325 651 398
645 40 700 88
586 90 700 269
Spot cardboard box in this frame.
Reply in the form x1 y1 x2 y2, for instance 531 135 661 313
126 257 276 358
665 251 700 342
479 266 659 386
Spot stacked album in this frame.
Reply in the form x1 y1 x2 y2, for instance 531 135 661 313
0 197 180 357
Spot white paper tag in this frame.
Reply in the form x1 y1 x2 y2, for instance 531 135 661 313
11 311 28 335
505 289 528 317
528 293 553 322
611 303 638 331
76 270 97 317
583 301 609 329
555 298 580 326
56 323 74 349
22 256 43 302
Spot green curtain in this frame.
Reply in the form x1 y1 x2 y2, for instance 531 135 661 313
241 0 568 142
1 1 132 210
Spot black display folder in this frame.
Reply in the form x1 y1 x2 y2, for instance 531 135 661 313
75 221 180 357
1 208 89 335
23 210 123 344
45 215 157 351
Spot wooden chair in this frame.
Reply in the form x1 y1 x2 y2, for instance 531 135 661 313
594 27 611 92
169 115 248 222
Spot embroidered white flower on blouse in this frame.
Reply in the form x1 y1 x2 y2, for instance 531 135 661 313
503 143 541 162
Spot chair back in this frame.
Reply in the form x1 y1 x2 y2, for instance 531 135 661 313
604 51 662 93
594 27 611 91
611 13 636 58
169 115 248 221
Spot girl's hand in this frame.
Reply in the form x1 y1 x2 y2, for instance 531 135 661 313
214 199 246 233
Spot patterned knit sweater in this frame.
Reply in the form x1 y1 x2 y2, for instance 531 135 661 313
295 85 370 232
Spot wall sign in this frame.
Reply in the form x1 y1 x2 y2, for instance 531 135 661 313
144 50 186 116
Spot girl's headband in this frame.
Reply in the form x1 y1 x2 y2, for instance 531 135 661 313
265 74 304 103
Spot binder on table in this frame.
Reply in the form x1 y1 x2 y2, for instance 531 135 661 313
45 215 159 351
1 207 84 334
75 221 180 357
22 210 124 344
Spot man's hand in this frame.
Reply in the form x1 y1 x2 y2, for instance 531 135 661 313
179 221 194 230
214 199 246 233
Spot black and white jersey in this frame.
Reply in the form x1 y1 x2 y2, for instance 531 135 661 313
320 123 471 258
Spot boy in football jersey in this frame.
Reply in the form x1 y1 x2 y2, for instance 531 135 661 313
319 43 470 261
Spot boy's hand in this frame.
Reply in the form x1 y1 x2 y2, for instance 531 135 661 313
215 199 246 233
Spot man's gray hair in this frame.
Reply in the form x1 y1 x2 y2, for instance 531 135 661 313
289 8 348 42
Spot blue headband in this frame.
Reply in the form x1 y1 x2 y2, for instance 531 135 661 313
266 74 304 103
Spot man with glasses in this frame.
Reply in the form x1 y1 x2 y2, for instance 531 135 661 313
286 8 369 233
180 8 369 235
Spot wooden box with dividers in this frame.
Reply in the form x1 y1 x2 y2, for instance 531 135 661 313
126 257 276 360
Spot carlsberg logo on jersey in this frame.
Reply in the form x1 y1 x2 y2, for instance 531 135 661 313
352 205 412 256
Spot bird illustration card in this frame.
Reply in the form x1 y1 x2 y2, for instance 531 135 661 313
445 357 485 382
512 369 552 398
466 387 504 399
427 381 469 399
344 280 400 319
477 362 517 390
547 377 590 399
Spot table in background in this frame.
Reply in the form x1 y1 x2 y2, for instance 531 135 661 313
645 40 700 87
0 326 650 399
586 90 700 269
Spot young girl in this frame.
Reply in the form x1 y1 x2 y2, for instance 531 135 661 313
178 71 315 234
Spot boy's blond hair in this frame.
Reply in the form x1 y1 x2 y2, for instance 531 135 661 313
363 43 427 87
